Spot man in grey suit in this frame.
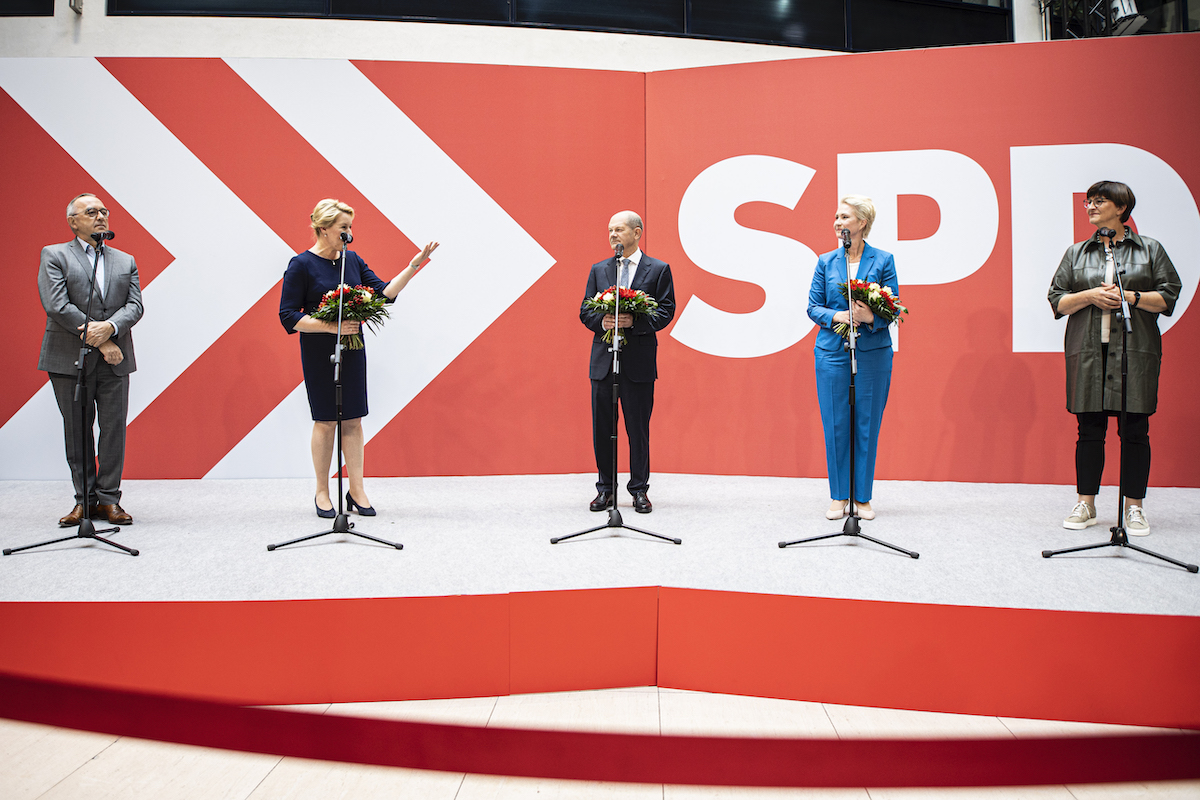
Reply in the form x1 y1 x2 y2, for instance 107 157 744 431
39 193 143 527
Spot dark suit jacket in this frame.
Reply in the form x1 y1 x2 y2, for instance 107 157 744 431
806 242 897 353
38 238 143 376
580 252 675 382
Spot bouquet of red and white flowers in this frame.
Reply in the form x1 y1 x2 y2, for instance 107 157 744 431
582 285 663 344
310 284 389 350
834 279 909 339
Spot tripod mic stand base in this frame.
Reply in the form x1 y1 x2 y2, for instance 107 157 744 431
1043 525 1197 573
552 505 681 545
3 518 138 557
268 513 403 552
779 514 918 559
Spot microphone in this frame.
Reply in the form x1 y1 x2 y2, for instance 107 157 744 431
840 229 851 250
91 231 116 242
1097 227 1117 255
340 231 353 244
615 242 624 259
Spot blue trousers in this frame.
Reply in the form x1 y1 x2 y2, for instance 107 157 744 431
814 345 892 503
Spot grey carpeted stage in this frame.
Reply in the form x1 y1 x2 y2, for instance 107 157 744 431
2 474 1197 616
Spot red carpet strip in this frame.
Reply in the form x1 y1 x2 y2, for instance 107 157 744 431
1 673 1197 788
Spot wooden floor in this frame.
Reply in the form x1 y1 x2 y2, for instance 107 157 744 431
2 686 1196 799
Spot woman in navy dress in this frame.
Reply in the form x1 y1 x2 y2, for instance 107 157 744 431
279 199 438 518
807 196 898 521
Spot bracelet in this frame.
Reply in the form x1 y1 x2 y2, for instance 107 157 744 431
1132 291 1141 308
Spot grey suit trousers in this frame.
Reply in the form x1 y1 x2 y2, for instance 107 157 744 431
49 366 129 505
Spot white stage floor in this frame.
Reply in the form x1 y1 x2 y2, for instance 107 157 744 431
1 475 1198 616
3 475 1198 798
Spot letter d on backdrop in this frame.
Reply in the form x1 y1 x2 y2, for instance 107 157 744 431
1011 143 1199 353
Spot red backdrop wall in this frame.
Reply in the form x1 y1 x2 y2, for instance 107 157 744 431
2 36 1197 486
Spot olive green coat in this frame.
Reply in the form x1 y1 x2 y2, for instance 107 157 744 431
1047 228 1181 415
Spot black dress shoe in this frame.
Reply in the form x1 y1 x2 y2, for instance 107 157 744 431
632 491 652 514
589 492 614 512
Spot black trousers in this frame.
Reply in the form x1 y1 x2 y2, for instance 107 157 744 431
1075 411 1150 500
592 372 654 494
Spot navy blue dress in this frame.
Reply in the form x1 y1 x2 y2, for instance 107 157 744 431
279 250 390 421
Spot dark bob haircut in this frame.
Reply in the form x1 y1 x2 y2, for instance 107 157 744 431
1087 180 1136 223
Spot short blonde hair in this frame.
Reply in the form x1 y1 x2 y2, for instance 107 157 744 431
310 198 354 239
839 195 876 239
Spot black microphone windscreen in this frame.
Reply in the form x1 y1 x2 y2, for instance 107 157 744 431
615 243 624 258
340 231 353 244
91 231 116 242
1098 228 1117 239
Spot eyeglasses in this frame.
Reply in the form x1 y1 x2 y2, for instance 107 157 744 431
1083 198 1109 209
72 207 110 218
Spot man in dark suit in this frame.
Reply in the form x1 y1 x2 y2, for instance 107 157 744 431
579 211 675 514
38 193 143 526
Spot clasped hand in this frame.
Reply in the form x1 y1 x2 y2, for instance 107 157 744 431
78 320 114 347
335 320 361 335
602 313 634 331
98 340 123 366
833 300 875 327
1091 283 1123 310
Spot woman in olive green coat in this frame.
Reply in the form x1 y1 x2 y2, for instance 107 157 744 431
1047 181 1181 536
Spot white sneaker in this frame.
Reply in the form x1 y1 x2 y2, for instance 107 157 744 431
1125 505 1150 536
1063 501 1098 530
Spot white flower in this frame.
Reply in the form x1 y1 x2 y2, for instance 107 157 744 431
602 292 614 303
881 286 893 296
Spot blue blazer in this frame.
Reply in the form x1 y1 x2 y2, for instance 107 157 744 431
807 242 898 353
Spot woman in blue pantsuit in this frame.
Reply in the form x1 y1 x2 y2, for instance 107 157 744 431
807 196 898 521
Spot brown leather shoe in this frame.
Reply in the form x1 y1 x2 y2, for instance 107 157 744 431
94 503 133 525
59 504 87 527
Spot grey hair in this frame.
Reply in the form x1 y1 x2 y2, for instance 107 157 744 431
617 210 643 232
67 193 98 217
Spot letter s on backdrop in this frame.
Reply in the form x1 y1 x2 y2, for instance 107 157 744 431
672 155 818 359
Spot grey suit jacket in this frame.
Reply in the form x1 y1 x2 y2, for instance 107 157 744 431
38 238 143 377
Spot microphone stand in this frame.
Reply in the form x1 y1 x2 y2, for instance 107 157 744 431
1043 232 1197 573
553 244 680 546
5 233 137 557
780 233 917 558
269 237 402 552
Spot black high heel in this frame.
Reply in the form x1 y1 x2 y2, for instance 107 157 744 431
346 491 376 516
315 497 336 519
